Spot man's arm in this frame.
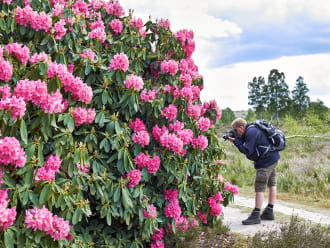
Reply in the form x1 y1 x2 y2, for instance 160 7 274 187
229 129 259 158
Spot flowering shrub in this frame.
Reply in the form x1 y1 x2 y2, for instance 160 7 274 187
0 0 237 247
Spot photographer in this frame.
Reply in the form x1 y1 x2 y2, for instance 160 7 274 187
226 118 280 225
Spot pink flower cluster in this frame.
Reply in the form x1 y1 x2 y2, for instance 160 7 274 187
169 120 184 132
197 117 211 132
72 0 88 16
197 212 207 224
5 43 30 65
158 18 171 30
109 19 123 35
191 135 208 150
160 60 178 76
47 62 93 104
0 137 26 167
143 204 157 218
203 100 222 120
29 52 50 64
25 205 70 241
15 6 52 33
164 189 178 204
90 27 106 43
169 216 198 233
208 193 223 217
13 79 67 114
0 59 13 83
175 29 195 58
161 104 177 122
0 85 10 99
224 182 239 195
108 52 129 72
126 169 141 187
129 17 146 36
130 118 146 132
134 153 160 174
52 3 65 17
125 74 144 91
0 189 16 231
151 227 164 248
1 0 13 4
0 95 26 120
34 155 62 183
164 188 181 220
140 87 157 102
177 129 194 145
77 163 89 173
103 0 125 17
71 107 96 126
187 103 202 120
54 19 67 40
132 131 150 147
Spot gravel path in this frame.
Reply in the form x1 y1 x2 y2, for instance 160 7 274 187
222 196 330 236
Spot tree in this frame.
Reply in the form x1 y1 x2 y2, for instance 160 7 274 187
291 76 310 118
219 107 236 124
266 69 291 124
248 76 266 119
245 109 256 123
0 1 236 247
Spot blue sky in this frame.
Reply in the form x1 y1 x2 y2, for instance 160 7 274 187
121 0 330 110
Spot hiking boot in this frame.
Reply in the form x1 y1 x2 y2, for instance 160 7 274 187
242 210 261 225
261 206 274 220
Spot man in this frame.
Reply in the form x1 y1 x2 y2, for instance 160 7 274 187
228 118 280 225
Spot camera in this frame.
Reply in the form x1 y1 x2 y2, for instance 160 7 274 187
223 129 237 141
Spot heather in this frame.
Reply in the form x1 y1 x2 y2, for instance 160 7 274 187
0 0 235 247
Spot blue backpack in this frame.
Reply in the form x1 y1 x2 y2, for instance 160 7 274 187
250 120 286 156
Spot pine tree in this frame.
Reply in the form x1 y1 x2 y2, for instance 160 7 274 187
248 76 266 119
291 76 310 118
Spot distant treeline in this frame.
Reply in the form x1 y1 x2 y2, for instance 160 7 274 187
219 69 329 126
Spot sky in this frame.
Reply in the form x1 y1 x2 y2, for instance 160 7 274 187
121 0 330 110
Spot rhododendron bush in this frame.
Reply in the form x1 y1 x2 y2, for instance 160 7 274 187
0 0 238 247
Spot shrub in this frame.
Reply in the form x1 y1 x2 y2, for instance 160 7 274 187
0 0 237 247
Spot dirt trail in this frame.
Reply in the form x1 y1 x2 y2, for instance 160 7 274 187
222 196 330 236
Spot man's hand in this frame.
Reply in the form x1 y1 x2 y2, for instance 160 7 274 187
228 137 235 142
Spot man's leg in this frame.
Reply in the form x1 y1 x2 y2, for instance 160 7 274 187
268 186 276 205
255 192 264 209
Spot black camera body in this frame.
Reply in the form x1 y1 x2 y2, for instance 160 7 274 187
223 129 237 141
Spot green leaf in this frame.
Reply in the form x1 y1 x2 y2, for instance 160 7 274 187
113 186 121 202
4 229 14 248
20 119 28 144
39 184 50 205
24 166 33 185
72 207 81 225
122 187 133 209
106 208 112 226
39 62 47 76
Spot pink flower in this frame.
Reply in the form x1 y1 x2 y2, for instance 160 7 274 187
192 135 208 150
224 182 239 195
29 52 50 64
0 96 26 120
147 155 160 174
187 103 202 120
77 163 89 173
109 52 129 72
127 169 141 187
169 120 184 132
140 87 157 102
54 20 67 40
40 89 67 114
0 137 26 167
177 129 193 145
5 43 30 65
160 60 178 76
0 85 11 99
89 27 106 43
110 19 123 35
164 203 181 219
72 0 88 16
125 74 144 91
164 189 178 203
34 155 62 183
134 153 150 169
25 205 70 241
0 189 16 231
151 227 164 241
80 49 97 62
158 18 171 30
161 104 177 122
151 240 164 248
72 107 96 126
197 212 207 224
0 59 13 82
143 204 157 218
130 118 146 132
197 117 211 132
132 130 150 147
130 17 143 30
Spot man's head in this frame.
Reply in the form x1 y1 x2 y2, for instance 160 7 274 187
231 118 247 137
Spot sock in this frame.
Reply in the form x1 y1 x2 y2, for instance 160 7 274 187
254 208 261 212
268 204 274 209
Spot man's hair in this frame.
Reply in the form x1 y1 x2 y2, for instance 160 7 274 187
231 118 247 129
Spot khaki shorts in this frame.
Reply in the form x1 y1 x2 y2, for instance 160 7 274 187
255 162 277 192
